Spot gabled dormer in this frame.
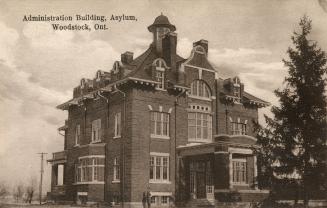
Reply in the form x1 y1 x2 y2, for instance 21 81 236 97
222 77 244 103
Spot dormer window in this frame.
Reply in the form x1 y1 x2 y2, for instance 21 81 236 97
153 59 167 90
233 77 241 98
190 80 211 99
194 45 206 55
113 61 120 74
80 78 86 89
96 70 102 81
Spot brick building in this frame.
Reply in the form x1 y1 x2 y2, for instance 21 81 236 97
48 15 270 207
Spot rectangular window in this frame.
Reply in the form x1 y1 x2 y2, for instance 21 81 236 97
161 196 169 205
151 196 157 204
149 154 169 182
113 157 120 182
150 196 170 206
188 112 212 141
114 112 121 138
232 159 247 184
75 124 81 145
91 119 101 142
150 112 169 138
231 122 246 135
75 156 104 183
155 71 164 89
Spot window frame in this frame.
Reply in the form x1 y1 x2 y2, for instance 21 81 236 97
75 155 105 184
75 124 81 146
114 112 121 138
232 158 248 185
113 157 120 183
150 195 171 207
188 111 212 143
154 59 166 90
150 111 170 139
189 80 211 100
149 153 170 183
230 122 247 135
91 119 101 143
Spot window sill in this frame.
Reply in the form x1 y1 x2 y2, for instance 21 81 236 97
188 95 212 101
149 180 171 184
74 144 80 148
188 139 212 143
91 140 102 144
113 136 121 139
232 183 249 186
230 134 247 136
112 180 120 184
155 88 166 91
73 181 105 185
151 135 170 140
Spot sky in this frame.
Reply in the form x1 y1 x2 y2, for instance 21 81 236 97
0 0 327 193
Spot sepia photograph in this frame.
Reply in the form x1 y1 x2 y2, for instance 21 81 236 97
0 0 326 208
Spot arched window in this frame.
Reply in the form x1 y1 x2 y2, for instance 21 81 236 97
190 80 211 99
194 45 206 54
153 59 167 90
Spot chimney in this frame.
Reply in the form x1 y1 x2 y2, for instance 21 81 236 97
162 32 177 69
121 51 133 64
193 39 208 54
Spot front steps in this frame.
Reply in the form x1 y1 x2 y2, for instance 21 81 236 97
183 198 215 208
179 199 255 208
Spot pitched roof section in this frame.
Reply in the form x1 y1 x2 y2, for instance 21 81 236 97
243 91 270 106
148 14 176 32
183 46 215 71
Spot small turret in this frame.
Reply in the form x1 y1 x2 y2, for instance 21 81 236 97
148 14 176 54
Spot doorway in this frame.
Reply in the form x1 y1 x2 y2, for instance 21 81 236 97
189 160 213 200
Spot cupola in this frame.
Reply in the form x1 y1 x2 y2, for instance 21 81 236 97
148 14 176 54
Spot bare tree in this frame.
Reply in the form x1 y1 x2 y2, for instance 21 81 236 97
13 183 24 203
0 182 8 198
25 177 37 204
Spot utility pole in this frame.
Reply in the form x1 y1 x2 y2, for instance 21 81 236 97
38 152 47 205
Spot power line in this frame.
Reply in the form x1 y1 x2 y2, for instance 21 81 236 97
37 152 47 205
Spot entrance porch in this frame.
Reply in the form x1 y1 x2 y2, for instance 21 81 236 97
176 135 269 205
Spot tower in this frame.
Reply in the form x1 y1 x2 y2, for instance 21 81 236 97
148 14 176 54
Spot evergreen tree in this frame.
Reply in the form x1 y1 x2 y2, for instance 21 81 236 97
258 16 327 207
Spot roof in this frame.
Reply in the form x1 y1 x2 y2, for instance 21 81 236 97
243 91 270 105
148 14 176 32
177 134 258 157
218 78 270 107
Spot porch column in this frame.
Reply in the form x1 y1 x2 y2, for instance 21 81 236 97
213 152 229 190
51 165 58 187
254 155 258 190
228 153 233 189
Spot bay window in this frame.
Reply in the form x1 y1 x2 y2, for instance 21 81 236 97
231 122 246 135
75 156 105 184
